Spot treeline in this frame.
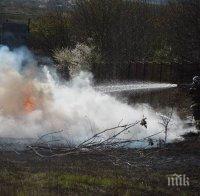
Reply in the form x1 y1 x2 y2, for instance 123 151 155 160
29 0 200 80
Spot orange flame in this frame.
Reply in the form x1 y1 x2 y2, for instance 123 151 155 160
24 96 35 113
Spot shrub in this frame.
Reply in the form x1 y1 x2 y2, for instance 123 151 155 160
29 12 73 52
53 43 102 78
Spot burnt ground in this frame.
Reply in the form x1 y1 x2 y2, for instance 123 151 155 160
0 138 199 196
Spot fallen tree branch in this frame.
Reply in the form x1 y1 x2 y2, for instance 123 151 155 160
27 118 165 163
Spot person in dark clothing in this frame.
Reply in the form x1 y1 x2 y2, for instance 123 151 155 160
190 76 200 130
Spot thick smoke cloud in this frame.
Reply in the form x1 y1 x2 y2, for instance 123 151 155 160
0 46 190 143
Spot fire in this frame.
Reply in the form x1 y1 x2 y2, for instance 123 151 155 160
24 96 35 113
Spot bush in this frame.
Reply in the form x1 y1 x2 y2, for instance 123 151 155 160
167 0 200 63
53 43 102 78
71 0 157 79
29 11 73 52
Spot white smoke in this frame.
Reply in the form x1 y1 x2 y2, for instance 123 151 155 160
0 46 190 144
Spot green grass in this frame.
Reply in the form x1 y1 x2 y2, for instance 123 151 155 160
0 169 193 195
0 140 199 195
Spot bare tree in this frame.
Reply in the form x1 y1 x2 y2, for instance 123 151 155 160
159 109 174 144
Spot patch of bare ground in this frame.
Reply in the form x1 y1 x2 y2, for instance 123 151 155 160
0 136 199 195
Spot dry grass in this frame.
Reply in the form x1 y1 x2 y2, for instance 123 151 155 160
0 137 199 195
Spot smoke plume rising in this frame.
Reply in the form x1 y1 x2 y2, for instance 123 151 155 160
0 46 190 143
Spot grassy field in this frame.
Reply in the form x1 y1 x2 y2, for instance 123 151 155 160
0 138 199 195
